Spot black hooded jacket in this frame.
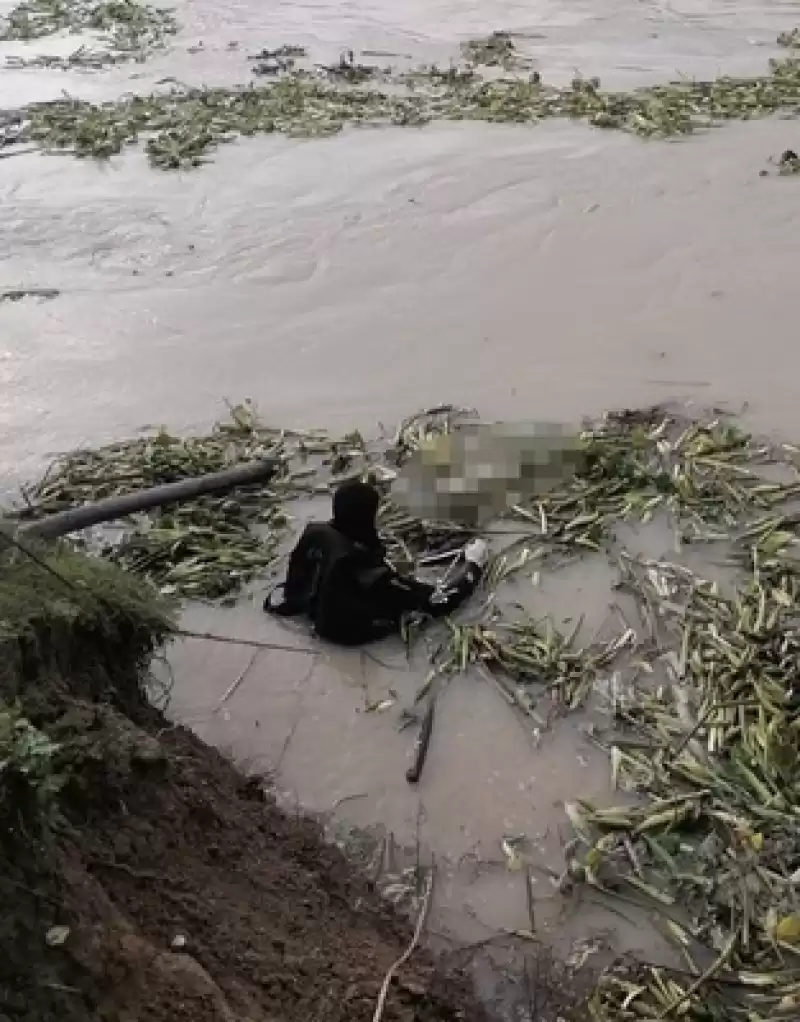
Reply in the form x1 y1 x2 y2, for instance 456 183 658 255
268 481 477 644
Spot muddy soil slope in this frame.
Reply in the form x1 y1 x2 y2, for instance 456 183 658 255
0 549 486 1022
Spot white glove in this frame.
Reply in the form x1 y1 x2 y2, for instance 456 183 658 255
463 538 488 568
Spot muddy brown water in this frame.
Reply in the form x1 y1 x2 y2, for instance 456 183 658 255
4 0 800 985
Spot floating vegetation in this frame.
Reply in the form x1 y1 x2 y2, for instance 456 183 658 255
460 30 530 71
0 0 178 56
371 405 800 1014
3 43 137 69
513 407 797 554
248 43 307 77
571 551 800 1019
778 146 800 173
17 404 301 599
12 399 800 1011
12 31 800 168
760 147 800 176
417 617 634 715
315 49 382 85
392 406 800 1018
22 80 431 167
14 401 479 600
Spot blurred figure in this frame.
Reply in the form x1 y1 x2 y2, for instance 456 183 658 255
266 480 487 645
392 421 586 526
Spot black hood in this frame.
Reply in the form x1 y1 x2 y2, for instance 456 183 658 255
332 480 382 547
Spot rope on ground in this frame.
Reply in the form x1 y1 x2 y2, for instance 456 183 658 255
371 868 434 1022
174 628 315 655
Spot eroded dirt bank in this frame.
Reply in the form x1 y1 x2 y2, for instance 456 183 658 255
0 548 492 1022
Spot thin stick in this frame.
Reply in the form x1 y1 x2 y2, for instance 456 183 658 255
656 930 738 1018
524 866 536 933
664 700 717 765
371 869 434 1022
215 649 259 710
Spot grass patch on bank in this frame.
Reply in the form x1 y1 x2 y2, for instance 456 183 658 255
0 535 174 642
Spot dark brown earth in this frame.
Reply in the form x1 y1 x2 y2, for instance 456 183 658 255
1 666 485 1022
1 543 591 1022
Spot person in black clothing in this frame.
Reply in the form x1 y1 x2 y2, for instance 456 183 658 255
265 479 487 645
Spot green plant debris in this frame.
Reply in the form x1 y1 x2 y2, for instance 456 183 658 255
760 147 800 177
23 80 432 167
13 401 800 1012
399 405 800 1016
392 411 800 1017
428 409 800 1019
3 43 139 69
0 700 65 837
314 49 383 85
507 406 799 558
13 31 800 168
429 407 799 688
18 403 300 599
778 146 800 173
568 553 800 1019
460 31 529 71
448 618 635 712
248 43 308 78
15 401 475 601
0 0 178 55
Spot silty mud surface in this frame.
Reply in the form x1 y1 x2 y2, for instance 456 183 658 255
3 0 800 972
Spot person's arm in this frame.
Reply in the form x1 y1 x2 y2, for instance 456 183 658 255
355 562 437 616
354 540 488 621
368 540 488 619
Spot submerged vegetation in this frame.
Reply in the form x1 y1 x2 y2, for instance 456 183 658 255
2 30 799 167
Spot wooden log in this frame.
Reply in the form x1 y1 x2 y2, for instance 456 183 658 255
19 459 278 540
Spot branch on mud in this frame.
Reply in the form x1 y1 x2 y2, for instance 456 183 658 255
371 868 434 1022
